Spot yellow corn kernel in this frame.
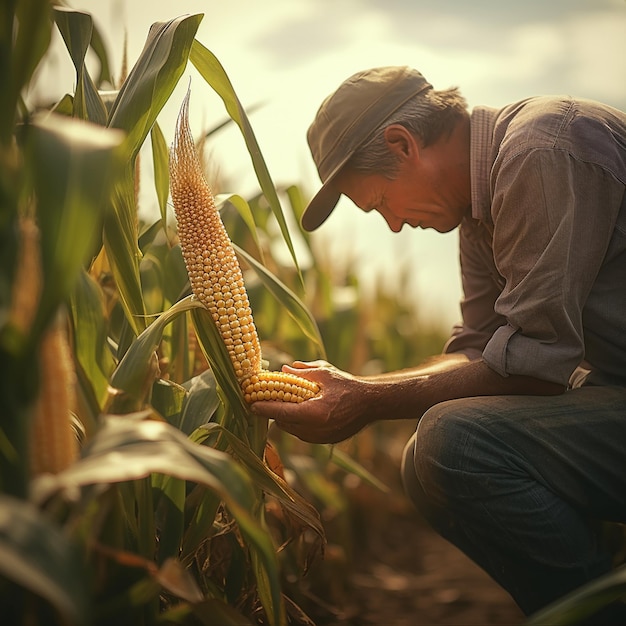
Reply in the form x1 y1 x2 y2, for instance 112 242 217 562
30 315 79 476
169 91 320 404
241 371 319 404
10 215 42 335
10 216 79 473
169 91 262 382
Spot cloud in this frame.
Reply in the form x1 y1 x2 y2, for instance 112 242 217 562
249 0 623 62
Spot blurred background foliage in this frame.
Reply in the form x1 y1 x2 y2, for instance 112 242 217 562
0 2 449 625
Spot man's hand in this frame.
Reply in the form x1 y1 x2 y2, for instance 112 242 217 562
250 357 565 445
250 360 372 444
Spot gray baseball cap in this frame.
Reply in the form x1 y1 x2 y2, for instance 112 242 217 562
302 66 432 232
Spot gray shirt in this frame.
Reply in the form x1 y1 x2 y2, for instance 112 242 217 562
445 96 626 387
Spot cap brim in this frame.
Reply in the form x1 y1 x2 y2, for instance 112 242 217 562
301 183 341 232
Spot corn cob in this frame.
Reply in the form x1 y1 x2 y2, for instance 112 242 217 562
11 216 79 475
30 314 79 475
10 215 42 334
169 92 319 404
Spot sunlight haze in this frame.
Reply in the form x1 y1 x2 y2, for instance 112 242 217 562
44 0 626 331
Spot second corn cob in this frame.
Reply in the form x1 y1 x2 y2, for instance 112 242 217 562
169 91 319 404
30 315 79 475
10 216 78 475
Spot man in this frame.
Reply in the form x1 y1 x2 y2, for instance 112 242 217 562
251 66 626 618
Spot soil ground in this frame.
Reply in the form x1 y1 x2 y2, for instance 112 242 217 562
289 423 526 626
340 499 524 625
304 491 525 626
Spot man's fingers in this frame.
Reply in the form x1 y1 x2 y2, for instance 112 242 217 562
250 400 302 423
249 400 274 418
285 361 313 370
284 359 333 371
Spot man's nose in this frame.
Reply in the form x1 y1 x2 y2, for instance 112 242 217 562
384 215 404 233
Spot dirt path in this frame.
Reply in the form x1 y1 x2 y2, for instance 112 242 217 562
344 508 524 625
303 461 525 624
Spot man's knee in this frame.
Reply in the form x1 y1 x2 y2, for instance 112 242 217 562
405 399 490 508
417 401 471 475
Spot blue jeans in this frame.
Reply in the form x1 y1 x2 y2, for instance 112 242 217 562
401 386 626 616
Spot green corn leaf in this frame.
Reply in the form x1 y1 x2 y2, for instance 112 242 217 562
190 305 250 421
152 474 186 565
526 564 626 625
0 494 88 625
70 269 116 409
99 89 119 116
197 423 325 543
110 295 204 401
138 223 189 306
321 444 390 493
102 13 202 336
25 113 124 343
138 217 165 251
88 18 114 86
107 14 203 160
1 0 52 144
51 93 74 116
287 454 347 515
235 243 326 359
168 310 193 389
251 546 286 626
134 476 157 561
164 243 190 305
189 39 303 286
216 193 264 263
285 184 314 253
53 7 107 125
140 254 165 316
180 484 222 561
179 369 221 435
151 378 187 428
151 122 170 228
52 8 91 82
32 413 285 626
103 166 147 336
138 226 169 317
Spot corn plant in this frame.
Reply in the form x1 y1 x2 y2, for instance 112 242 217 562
11 3 616 626
1 4 333 625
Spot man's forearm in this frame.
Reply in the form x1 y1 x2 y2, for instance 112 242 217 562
367 358 566 423
364 353 470 381
251 357 566 444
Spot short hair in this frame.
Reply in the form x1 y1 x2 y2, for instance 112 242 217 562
347 87 468 178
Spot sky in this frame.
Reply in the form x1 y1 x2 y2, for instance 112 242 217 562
41 0 626 330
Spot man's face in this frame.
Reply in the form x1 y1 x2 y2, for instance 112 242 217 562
336 162 467 234
334 121 471 233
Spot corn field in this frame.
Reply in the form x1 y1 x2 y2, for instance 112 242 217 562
0 3 452 625
4 3 626 625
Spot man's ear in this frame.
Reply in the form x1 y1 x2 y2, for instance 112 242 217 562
384 124 418 160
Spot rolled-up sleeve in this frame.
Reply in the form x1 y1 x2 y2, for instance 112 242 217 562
482 150 622 385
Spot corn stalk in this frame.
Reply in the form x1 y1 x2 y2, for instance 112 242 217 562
1 4 326 625
0 3 460 625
